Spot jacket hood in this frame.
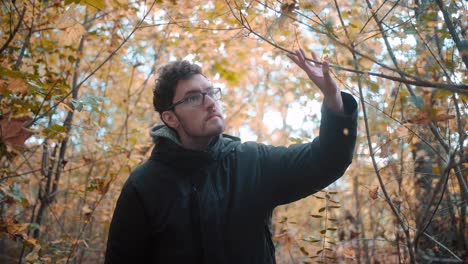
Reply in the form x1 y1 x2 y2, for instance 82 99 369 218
149 124 240 171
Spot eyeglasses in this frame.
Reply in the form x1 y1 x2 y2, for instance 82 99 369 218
166 87 222 111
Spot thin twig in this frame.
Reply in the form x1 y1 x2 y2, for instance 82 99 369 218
27 1 155 127
413 151 456 251
225 2 467 93
332 0 416 259
435 0 468 69
0 6 26 54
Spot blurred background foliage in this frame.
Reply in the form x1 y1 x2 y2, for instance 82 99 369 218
0 0 466 263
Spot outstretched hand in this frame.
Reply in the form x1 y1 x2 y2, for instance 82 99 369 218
287 49 344 113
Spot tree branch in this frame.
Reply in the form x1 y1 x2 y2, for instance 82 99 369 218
331 1 416 261
435 0 468 69
224 2 467 94
0 6 26 55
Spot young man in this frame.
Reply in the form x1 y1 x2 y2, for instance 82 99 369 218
105 49 358 263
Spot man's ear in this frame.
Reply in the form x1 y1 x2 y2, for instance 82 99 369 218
161 111 179 129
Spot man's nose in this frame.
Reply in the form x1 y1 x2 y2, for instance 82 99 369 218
203 94 216 107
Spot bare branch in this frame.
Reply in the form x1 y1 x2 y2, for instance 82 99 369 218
224 2 467 94
413 151 456 251
435 0 468 69
0 6 26 55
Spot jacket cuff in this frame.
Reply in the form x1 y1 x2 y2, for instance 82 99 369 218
321 92 358 132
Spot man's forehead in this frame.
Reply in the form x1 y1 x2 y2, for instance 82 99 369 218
176 75 211 95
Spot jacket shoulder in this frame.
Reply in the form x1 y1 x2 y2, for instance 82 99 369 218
125 159 165 190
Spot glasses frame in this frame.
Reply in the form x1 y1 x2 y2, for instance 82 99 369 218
165 87 222 111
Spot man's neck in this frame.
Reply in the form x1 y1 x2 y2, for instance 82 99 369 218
180 135 217 151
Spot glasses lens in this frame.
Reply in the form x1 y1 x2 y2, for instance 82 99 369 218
208 88 221 100
186 93 204 106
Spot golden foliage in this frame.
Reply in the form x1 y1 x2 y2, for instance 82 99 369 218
0 0 466 263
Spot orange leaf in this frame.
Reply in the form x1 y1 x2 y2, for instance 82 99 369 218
433 113 455 122
369 186 378 200
24 238 37 248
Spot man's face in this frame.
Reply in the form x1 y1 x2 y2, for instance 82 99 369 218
164 74 225 145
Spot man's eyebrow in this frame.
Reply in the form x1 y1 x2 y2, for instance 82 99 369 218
182 86 214 96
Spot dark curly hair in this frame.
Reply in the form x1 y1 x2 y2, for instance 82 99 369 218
153 60 203 116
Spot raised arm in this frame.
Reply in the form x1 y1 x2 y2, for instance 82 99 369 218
244 49 357 207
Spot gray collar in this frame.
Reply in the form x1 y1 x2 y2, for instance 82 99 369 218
149 124 181 145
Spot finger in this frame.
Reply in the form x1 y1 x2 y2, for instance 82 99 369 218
296 49 305 64
310 51 319 66
287 52 300 63
322 60 332 82
298 49 307 63
287 54 300 66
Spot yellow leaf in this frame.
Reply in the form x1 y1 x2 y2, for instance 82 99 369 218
81 0 106 10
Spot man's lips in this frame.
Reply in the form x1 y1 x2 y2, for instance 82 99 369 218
206 114 222 121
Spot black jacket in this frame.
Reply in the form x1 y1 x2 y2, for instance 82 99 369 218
105 92 358 264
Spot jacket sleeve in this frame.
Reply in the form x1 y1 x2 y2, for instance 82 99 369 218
256 92 358 207
105 177 152 264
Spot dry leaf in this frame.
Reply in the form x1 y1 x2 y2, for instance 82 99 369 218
81 0 106 10
3 219 29 240
406 111 430 124
396 125 409 137
55 6 86 46
369 186 379 200
90 178 111 195
58 102 74 112
24 238 37 248
55 7 78 29
433 113 455 122
350 230 360 239
82 204 93 221
57 23 86 46
0 76 28 95
379 143 389 158
0 115 34 150
392 195 403 205
343 247 356 259
25 244 41 262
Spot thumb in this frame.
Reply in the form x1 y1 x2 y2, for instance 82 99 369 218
322 61 332 82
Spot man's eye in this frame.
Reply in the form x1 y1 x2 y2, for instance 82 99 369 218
186 94 202 104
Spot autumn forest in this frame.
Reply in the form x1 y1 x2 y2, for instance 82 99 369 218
0 0 467 263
